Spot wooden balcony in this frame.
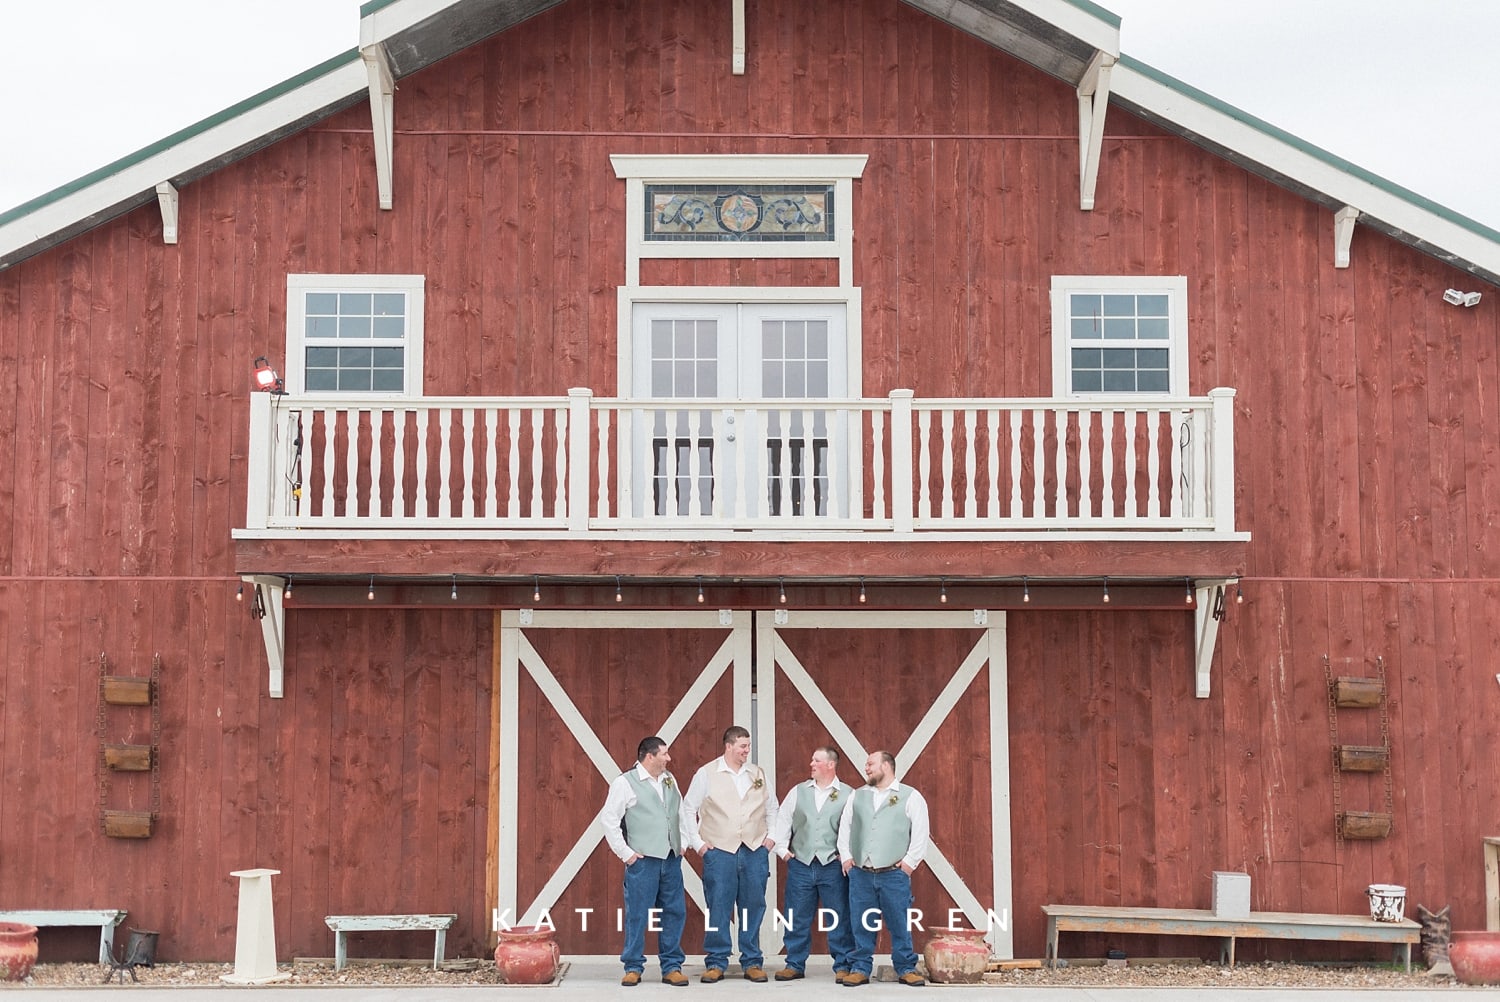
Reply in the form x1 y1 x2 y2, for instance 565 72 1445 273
239 387 1240 539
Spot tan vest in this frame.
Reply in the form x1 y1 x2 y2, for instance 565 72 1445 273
696 763 770 850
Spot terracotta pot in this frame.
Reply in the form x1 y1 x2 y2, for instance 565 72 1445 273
0 922 39 982
1449 930 1500 986
921 926 990 984
493 925 560 984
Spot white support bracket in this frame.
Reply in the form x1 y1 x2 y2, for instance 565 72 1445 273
1076 51 1115 211
155 182 179 244
361 42 396 211
1334 205 1360 268
731 0 746 74
1193 579 1236 698
243 575 287 698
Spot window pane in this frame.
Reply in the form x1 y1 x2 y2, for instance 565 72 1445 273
1070 294 1101 318
306 292 338 315
808 322 828 358
340 347 373 368
373 347 404 368
762 361 783 396
763 322 783 357
1072 348 1102 368
786 362 806 397
372 292 405 316
696 322 715 358
305 368 337 391
1138 348 1169 368
1102 348 1135 369
675 326 695 358
652 360 672 395
371 369 404 392
1102 370 1136 391
786 322 806 356
338 369 373 391
1103 294 1136 317
306 347 338 367
808 360 828 396
1137 317 1170 339
373 316 405 338
1137 294 1169 316
1103 318 1135 339
339 316 372 339
1137 370 1169 392
697 361 717 396
307 316 338 339
1072 317 1101 340
339 293 373 315
675 361 696 394
652 323 672 358
1072 370 1102 392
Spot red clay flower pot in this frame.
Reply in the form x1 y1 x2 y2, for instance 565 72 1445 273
0 922 39 981
921 926 991 984
493 925 560 984
1449 930 1500 986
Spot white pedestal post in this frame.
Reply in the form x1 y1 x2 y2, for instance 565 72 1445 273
221 868 291 984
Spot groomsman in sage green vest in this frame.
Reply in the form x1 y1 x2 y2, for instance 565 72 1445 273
600 736 690 987
770 745 856 982
837 750 931 988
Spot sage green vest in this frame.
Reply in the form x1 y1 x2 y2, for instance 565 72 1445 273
622 769 682 858
848 785 913 868
790 781 852 864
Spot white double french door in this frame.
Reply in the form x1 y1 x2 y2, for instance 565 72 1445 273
629 302 851 521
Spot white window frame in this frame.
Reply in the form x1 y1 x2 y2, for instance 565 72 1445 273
1050 275 1188 398
285 274 425 396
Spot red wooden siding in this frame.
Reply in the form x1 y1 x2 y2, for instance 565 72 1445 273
1 0 1498 964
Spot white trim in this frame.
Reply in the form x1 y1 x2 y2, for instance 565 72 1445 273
1077 52 1115 211
285 274 426 396
609 155 867 287
1333 206 1360 269
1049 275 1189 398
617 286 862 399
243 575 286 698
361 43 396 211
731 0 746 75
155 182 179 244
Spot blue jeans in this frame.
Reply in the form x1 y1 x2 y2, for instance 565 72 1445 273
621 853 686 975
701 844 769 970
847 866 918 976
781 857 855 972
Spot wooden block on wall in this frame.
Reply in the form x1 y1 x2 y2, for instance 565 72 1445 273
103 743 153 771
102 676 152 705
1333 676 1383 707
102 810 153 839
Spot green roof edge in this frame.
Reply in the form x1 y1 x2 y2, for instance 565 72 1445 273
0 47 362 229
1117 53 1500 244
360 0 399 17
1065 0 1121 30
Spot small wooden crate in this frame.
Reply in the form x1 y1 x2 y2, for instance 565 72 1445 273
1336 744 1389 772
102 810 153 839
1333 677 1383 707
1340 811 1393 839
102 676 152 705
103 744 153 771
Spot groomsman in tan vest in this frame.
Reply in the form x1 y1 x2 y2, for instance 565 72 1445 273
683 725 779 983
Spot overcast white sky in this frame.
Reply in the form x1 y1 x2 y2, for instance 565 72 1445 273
1 0 1497 230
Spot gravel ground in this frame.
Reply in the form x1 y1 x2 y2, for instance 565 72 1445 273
4 959 1477 990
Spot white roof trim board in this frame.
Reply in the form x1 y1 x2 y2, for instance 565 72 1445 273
2 0 1497 284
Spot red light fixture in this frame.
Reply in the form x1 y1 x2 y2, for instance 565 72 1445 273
252 356 285 394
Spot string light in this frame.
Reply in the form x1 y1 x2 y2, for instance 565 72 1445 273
778 577 787 605
1236 585 1244 604
284 576 294 599
859 577 867 603
615 575 624 603
697 576 705 604
939 576 948 604
1102 577 1111 603
236 583 244 602
1185 577 1194 604
367 575 376 601
533 575 541 602
1022 576 1030 603
451 574 458 601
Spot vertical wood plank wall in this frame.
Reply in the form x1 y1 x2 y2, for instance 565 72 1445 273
1 0 1498 961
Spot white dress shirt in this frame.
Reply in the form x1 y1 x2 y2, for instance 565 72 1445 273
770 779 842 860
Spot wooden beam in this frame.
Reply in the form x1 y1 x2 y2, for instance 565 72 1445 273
1076 51 1115 211
154 182 179 244
1334 205 1360 268
243 575 286 697
1193 580 1235 698
731 0 745 74
361 42 395 211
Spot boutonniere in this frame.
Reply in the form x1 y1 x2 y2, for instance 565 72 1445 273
662 776 674 789
828 789 839 802
887 794 899 807
753 776 764 789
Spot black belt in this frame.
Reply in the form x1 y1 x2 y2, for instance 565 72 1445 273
860 863 902 874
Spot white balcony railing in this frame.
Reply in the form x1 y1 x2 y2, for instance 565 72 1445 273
242 388 1237 536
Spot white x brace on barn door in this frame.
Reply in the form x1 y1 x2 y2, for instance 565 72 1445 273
757 609 1014 958
497 609 753 929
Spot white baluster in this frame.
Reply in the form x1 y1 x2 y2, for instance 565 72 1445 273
1101 407 1115 522
1146 407 1162 518
871 409 887 522
1029 407 1045 519
596 406 611 522
1122 409 1138 521
462 407 476 519
321 407 337 521
555 405 570 522
962 408 977 520
506 408 521 518
1009 409 1023 519
985 409 1000 520
530 407 545 519
370 409 385 520
484 408 498 519
414 408 430 520
1052 406 1066 521
822 406 839 520
1078 406 1093 520
917 409 933 521
940 408 955 519
392 408 407 520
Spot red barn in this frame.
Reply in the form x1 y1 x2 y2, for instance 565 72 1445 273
1 0 1497 966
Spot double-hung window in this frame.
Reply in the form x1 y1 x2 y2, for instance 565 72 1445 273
1051 276 1188 396
285 275 425 395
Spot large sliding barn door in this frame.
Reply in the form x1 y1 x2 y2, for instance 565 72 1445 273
497 610 752 951
758 610 1014 958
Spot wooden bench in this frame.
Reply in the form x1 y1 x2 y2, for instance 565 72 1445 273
0 909 127 964
1042 904 1420 970
323 914 457 971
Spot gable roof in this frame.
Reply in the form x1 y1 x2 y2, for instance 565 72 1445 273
2 0 1498 284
